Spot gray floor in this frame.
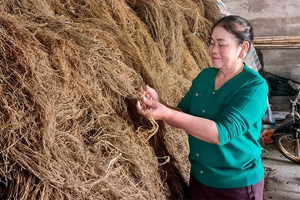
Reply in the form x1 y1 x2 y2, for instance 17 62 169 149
262 143 300 200
262 95 300 200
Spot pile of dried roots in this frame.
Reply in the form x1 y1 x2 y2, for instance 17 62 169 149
0 0 220 199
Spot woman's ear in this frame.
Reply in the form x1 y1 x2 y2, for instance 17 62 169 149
239 41 250 59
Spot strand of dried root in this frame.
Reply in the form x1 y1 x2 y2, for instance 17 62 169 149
136 87 159 141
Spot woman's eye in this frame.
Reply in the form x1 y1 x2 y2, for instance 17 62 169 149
219 44 227 47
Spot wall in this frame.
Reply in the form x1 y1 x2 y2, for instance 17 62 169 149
221 0 300 82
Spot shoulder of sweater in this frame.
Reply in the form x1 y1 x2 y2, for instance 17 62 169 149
242 65 267 86
192 67 216 84
196 67 216 78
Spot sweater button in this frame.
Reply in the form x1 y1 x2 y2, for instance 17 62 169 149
200 170 204 174
202 109 205 113
213 91 215 95
195 93 198 96
196 153 199 157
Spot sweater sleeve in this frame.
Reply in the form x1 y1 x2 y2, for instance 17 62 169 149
215 79 268 146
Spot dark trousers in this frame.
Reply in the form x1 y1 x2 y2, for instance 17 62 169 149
189 175 264 200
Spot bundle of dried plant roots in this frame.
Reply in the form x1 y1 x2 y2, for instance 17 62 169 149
0 0 220 199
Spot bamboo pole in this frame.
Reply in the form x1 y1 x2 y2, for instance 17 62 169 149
253 36 300 49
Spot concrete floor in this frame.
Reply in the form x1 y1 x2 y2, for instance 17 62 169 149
262 95 300 200
262 143 300 200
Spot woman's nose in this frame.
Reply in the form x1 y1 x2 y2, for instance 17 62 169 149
212 44 218 53
209 44 218 54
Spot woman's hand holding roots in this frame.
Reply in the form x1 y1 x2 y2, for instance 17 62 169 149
136 86 166 120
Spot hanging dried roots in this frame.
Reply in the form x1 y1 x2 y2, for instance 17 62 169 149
0 0 220 199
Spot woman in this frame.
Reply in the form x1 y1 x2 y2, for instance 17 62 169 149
137 15 268 200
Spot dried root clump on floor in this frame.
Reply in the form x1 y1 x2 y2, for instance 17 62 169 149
0 0 220 199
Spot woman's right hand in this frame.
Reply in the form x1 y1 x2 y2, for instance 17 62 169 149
137 88 170 121
136 85 167 120
143 85 159 102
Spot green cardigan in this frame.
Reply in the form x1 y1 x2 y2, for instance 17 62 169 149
178 65 268 189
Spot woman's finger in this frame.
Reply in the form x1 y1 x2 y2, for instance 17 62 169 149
145 92 150 99
137 101 145 115
145 85 150 91
142 95 154 108
137 100 154 119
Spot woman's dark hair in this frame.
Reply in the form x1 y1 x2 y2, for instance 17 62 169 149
212 15 254 49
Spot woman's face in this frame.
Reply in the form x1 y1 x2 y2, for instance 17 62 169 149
208 26 243 70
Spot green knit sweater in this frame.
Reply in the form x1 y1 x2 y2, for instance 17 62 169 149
178 64 268 188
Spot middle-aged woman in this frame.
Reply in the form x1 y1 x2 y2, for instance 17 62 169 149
137 15 268 199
